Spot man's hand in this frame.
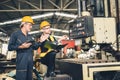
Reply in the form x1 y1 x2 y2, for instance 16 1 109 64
39 34 49 42
58 35 68 43
19 42 32 49
61 35 68 40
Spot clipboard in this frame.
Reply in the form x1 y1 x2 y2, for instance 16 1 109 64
44 41 67 50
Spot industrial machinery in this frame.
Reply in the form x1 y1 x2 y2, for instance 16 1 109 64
56 0 120 80
69 16 94 39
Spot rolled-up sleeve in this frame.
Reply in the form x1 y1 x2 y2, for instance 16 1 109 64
32 42 41 50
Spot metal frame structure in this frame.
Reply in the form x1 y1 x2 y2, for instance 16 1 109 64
0 0 77 12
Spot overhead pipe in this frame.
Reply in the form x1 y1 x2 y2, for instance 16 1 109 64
82 0 86 11
115 0 120 51
0 12 77 26
29 28 69 34
0 13 54 26
77 0 82 17
55 12 77 18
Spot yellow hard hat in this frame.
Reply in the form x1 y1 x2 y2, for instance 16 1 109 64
22 16 34 24
40 21 50 29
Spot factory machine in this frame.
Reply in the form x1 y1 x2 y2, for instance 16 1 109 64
56 17 120 80
56 0 120 80
56 16 120 80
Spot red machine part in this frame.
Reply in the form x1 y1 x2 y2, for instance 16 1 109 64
61 40 75 54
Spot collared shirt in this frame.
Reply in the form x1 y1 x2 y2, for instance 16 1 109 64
8 30 40 51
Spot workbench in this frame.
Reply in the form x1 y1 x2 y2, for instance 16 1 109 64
56 59 120 80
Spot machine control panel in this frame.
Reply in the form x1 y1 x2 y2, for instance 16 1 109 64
70 16 94 39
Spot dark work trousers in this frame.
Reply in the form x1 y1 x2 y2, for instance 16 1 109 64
40 51 56 75
16 52 33 80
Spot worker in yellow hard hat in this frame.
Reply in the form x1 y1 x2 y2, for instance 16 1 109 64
40 20 50 29
20 16 34 28
36 20 68 77
22 16 34 24
8 16 41 80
